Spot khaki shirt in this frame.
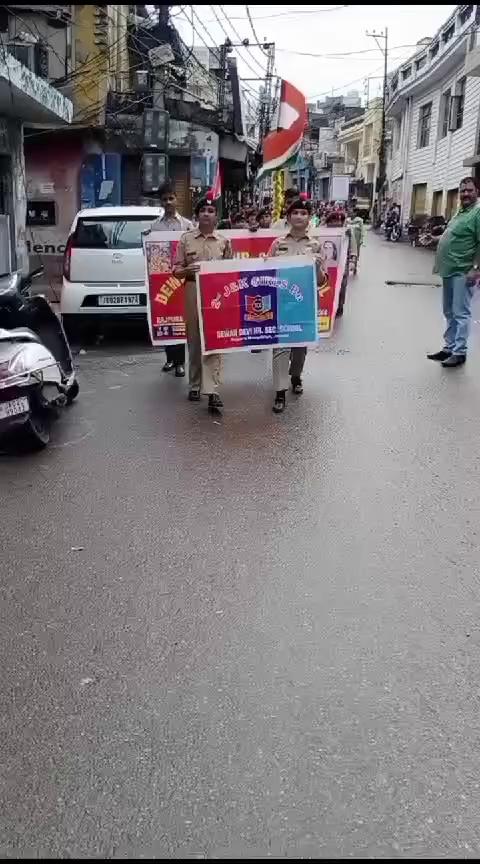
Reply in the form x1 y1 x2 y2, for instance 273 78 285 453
174 229 233 282
268 231 325 285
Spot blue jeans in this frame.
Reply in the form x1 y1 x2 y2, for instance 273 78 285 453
443 274 475 356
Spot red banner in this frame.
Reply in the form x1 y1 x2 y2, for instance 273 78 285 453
144 229 347 346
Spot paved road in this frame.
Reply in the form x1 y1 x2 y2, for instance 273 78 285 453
2 234 480 858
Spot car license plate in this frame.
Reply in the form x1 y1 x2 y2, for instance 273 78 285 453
0 396 29 420
98 294 140 306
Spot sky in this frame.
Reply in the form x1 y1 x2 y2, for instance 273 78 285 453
172 4 457 105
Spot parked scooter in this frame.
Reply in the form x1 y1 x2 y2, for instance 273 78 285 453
0 268 79 450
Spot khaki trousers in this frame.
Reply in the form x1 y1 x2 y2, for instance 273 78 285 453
272 347 307 391
184 280 222 395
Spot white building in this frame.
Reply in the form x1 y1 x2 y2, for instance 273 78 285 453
386 4 480 220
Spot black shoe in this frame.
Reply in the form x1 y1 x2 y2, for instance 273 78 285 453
427 349 451 361
291 376 303 395
272 390 286 413
208 394 223 414
162 360 175 372
442 354 466 368
175 364 185 377
188 388 201 401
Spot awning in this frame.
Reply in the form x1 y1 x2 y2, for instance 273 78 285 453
0 52 72 125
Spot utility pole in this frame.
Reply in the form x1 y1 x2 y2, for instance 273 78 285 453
258 42 275 144
366 27 388 209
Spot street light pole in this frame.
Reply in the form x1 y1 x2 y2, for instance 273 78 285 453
366 28 388 212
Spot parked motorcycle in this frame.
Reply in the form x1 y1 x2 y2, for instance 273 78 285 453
0 268 79 450
384 212 402 242
416 216 447 249
408 215 447 249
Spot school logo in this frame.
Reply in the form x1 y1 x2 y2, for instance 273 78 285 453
245 294 274 321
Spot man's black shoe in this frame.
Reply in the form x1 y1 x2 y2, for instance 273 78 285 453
175 364 185 377
208 394 223 414
188 389 201 401
272 390 286 413
442 354 466 368
291 376 303 395
427 349 452 361
162 360 175 372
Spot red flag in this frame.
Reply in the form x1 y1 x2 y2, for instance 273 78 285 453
212 161 222 200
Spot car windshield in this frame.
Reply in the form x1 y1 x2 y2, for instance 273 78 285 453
73 216 157 250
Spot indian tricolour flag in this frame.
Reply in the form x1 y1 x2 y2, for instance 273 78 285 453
256 80 307 180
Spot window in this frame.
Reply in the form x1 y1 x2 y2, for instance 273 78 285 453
416 55 427 72
459 5 473 26
393 118 401 151
449 77 466 131
417 102 432 148
411 183 427 216
8 42 34 70
402 66 412 81
442 23 455 44
73 217 157 250
439 89 451 138
363 123 373 157
429 41 439 60
432 190 443 216
446 188 458 219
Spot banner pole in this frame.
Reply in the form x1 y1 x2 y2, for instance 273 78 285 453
273 170 284 223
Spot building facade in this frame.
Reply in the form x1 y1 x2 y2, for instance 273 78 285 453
337 97 383 206
385 4 480 220
0 41 72 274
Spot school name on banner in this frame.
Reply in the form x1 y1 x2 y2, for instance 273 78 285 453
197 256 317 354
143 228 347 347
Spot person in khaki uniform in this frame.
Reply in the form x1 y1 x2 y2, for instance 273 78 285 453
174 193 232 414
267 196 325 414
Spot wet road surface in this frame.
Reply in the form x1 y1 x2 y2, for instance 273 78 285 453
2 234 480 858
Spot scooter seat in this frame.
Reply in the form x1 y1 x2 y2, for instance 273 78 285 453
0 327 41 343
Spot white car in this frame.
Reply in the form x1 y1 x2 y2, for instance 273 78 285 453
61 205 162 339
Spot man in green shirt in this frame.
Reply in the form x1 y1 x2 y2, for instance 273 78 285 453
428 176 480 367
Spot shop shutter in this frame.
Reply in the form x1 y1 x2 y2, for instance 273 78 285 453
122 155 142 205
169 158 191 218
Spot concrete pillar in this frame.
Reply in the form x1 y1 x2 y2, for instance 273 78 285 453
9 119 27 273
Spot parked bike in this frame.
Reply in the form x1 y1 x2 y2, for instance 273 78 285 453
407 215 447 249
384 212 402 242
0 268 79 450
